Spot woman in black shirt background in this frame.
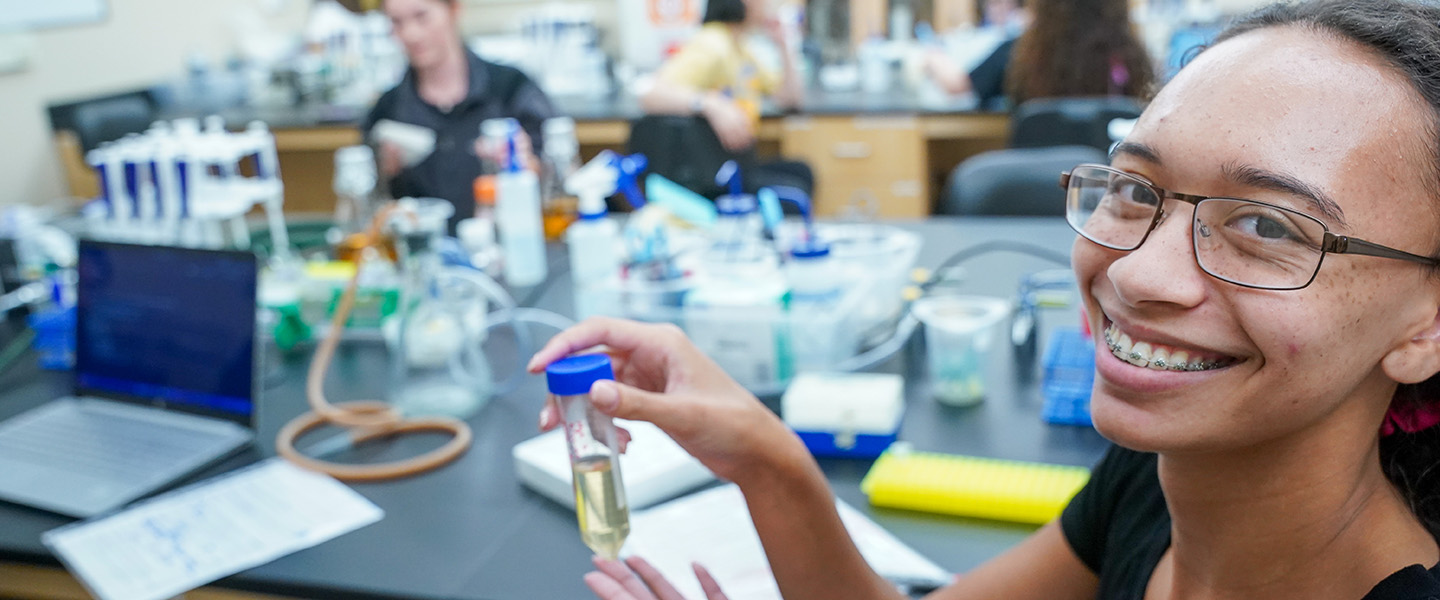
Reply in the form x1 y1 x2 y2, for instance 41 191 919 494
362 0 556 230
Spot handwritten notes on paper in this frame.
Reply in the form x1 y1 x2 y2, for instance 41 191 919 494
43 458 383 600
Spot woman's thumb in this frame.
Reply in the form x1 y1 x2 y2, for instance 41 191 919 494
590 379 669 424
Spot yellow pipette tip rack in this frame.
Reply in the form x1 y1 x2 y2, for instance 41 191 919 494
860 444 1091 526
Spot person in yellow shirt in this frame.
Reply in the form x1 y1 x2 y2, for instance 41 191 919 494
639 0 811 195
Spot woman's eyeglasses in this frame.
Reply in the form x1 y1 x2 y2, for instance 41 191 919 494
1061 164 1440 290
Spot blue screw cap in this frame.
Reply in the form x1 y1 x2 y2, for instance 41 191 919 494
716 194 757 216
545 354 615 396
790 239 831 259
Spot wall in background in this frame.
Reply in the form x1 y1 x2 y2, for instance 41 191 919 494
0 0 305 208
0 0 609 209
461 0 613 41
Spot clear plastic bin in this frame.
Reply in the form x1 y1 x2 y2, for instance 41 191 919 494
592 224 922 395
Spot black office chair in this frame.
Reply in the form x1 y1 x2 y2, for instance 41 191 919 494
939 145 1108 216
626 115 749 199
1007 96 1144 151
69 93 157 152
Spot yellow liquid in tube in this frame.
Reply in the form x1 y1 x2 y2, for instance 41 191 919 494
572 456 629 559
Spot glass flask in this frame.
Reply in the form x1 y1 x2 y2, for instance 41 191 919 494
387 198 492 419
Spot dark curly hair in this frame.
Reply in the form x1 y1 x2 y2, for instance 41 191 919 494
703 0 747 24
1215 0 1440 538
1005 0 1156 105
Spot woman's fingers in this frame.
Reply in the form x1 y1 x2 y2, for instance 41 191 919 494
527 318 665 374
583 571 642 600
617 425 632 454
692 563 730 600
625 556 688 600
592 557 657 600
539 396 560 432
590 380 690 435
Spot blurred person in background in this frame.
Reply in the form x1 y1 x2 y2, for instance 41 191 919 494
926 0 1153 108
362 0 556 229
639 0 813 195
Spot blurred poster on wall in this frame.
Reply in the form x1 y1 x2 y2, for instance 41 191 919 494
619 0 704 71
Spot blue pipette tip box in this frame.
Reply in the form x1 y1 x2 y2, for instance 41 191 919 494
783 373 904 459
1041 328 1095 427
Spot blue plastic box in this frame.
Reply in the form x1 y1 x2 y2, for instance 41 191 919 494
783 373 905 459
28 306 75 371
1041 328 1095 427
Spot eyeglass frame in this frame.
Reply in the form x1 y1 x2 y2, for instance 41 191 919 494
1059 163 1440 290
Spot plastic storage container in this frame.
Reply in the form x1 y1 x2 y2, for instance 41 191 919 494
592 224 921 396
1041 328 1096 427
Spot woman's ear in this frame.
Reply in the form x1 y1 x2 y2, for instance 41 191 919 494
1383 307 1440 384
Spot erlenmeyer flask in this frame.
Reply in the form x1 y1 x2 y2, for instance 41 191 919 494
386 198 492 419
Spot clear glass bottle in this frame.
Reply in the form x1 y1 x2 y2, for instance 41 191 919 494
388 198 491 419
332 145 393 263
541 117 581 241
545 354 629 559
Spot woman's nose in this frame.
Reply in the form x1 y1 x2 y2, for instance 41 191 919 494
1106 207 1209 309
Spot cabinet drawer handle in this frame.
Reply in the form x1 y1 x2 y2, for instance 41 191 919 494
831 142 872 159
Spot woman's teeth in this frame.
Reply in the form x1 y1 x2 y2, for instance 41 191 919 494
1103 324 1230 372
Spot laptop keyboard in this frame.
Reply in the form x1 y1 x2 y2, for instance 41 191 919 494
0 402 229 482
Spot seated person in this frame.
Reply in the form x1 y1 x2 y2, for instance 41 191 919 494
362 0 556 230
924 0 1029 107
638 0 812 196
926 0 1153 108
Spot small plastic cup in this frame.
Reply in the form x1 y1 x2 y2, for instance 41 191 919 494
912 295 1010 406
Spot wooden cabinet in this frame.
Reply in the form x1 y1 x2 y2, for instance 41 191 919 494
850 0 888 48
780 115 929 218
933 0 978 32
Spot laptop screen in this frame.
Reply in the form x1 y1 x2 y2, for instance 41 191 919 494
74 241 258 427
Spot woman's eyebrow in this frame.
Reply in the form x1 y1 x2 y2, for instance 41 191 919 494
1110 141 1162 164
1221 162 1348 227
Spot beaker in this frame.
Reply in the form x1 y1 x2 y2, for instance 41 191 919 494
912 295 1009 406
387 198 492 419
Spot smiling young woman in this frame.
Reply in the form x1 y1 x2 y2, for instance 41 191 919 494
529 1 1440 598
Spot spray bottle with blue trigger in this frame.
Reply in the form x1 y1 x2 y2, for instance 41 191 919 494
563 150 645 319
712 160 764 252
614 154 681 284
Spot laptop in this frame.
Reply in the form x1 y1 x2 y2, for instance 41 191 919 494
0 240 259 518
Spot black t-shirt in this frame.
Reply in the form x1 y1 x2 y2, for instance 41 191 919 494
362 51 557 229
968 38 1014 110
1061 446 1440 599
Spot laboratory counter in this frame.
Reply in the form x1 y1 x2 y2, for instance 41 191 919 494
49 86 1008 220
0 217 1109 600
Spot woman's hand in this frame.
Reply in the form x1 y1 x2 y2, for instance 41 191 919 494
473 128 540 172
700 96 757 153
378 142 406 178
585 556 729 600
760 15 788 48
922 50 971 96
527 317 798 483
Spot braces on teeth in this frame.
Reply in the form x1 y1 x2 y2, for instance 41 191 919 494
1104 325 1223 371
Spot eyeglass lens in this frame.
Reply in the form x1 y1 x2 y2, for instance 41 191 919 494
1065 166 1328 289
